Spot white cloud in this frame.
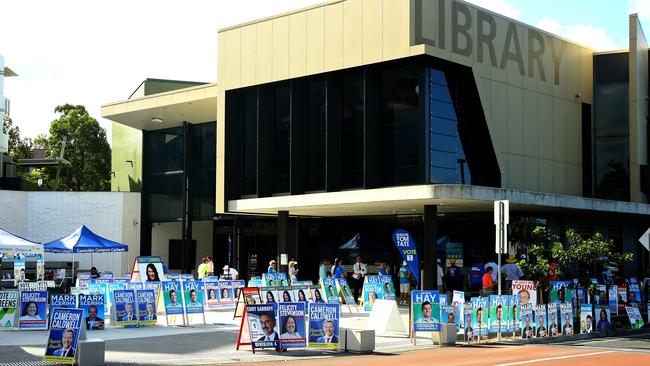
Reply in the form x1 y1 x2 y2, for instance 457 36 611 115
465 0 521 20
1 0 323 142
629 0 650 21
536 17 619 51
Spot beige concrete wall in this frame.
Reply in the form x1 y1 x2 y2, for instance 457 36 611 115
214 0 597 211
629 14 649 203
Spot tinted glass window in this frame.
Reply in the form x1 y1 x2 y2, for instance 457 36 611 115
143 127 184 221
306 79 326 191
341 71 364 189
273 85 291 193
243 91 258 195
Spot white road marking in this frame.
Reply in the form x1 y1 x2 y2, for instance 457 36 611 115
495 350 615 366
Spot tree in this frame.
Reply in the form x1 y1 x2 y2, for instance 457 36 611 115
40 104 111 191
2 116 32 160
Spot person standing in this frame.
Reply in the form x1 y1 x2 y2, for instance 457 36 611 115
331 258 346 279
484 260 498 282
197 258 209 280
268 260 277 274
445 258 462 293
436 259 445 292
206 256 214 276
288 259 299 283
398 261 411 305
223 265 239 280
482 266 495 296
501 255 524 293
319 258 330 280
351 256 367 301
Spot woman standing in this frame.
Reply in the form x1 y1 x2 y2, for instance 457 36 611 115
331 258 346 279
267 260 277 274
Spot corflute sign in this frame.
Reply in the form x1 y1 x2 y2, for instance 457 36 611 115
413 0 579 85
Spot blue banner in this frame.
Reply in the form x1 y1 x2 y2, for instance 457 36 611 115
392 229 420 284
44 308 83 363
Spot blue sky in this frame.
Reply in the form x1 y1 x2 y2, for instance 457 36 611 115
2 0 648 141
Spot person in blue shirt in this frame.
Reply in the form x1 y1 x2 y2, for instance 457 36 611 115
267 260 277 274
331 258 346 279
445 258 463 292
398 261 411 305
378 261 389 276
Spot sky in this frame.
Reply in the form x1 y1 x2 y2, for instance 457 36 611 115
2 0 650 144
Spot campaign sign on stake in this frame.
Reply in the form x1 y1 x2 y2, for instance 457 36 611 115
44 308 83 363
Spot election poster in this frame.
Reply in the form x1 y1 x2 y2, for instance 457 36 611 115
113 289 138 326
534 304 547 337
14 259 25 285
247 303 280 349
595 305 613 331
49 294 77 325
412 290 440 332
136 289 157 325
310 287 326 303
161 281 184 315
205 281 222 309
248 278 263 287
308 303 340 350
440 295 455 325
463 302 476 342
560 303 574 335
488 295 509 334
233 280 246 299
44 308 84 363
128 282 143 291
19 291 48 329
263 273 288 287
293 286 310 304
520 303 535 339
617 284 627 314
166 273 181 281
362 283 383 311
547 303 559 337
234 287 263 318
593 284 607 305
452 291 465 334
471 297 488 337
78 293 105 330
512 280 536 306
182 281 205 314
549 281 572 304
628 284 641 308
626 306 644 329
367 275 396 301
336 279 356 305
580 304 594 334
0 290 18 329
608 285 618 315
510 294 521 334
278 302 307 348
180 274 194 281
220 281 235 307
278 286 295 303
391 229 420 284
131 256 165 283
322 278 340 304
261 286 279 304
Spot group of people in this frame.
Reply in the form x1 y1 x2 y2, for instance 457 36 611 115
197 256 239 280
434 255 525 297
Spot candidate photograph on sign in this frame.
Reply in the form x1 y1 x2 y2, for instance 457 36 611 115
85 305 105 330
20 301 41 321
257 312 279 342
50 328 76 358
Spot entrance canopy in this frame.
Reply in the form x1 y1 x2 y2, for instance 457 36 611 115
228 184 650 217
43 225 128 254
0 228 42 256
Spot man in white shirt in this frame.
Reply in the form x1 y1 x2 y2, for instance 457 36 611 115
222 265 239 280
352 256 367 301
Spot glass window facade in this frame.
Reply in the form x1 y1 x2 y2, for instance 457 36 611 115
593 53 630 201
142 122 215 222
225 57 498 201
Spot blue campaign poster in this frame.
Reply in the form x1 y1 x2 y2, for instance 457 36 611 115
441 295 455 325
452 291 465 334
547 303 559 336
412 290 440 332
263 273 288 287
463 302 476 342
336 279 355 305
560 303 574 335
205 281 221 309
19 291 48 329
49 294 77 324
44 308 84 363
367 275 396 301
219 281 235 307
113 289 138 325
628 284 642 308
247 303 280 349
580 303 594 334
233 280 246 299
182 281 205 314
78 293 105 330
488 295 509 334
136 289 157 324
520 303 535 339
161 281 184 315
308 303 340 350
322 278 340 304
471 297 488 336
535 304 547 337
510 295 521 333
391 229 420 284
362 283 383 311
278 302 306 348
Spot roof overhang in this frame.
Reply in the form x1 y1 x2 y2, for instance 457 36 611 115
101 83 218 130
228 184 650 217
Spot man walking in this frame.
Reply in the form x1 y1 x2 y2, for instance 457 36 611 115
351 256 367 301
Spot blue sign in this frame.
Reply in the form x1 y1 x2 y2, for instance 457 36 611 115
49 294 77 324
391 229 420 284
44 308 84 363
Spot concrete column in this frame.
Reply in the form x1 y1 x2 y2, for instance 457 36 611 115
423 205 437 290
277 211 289 273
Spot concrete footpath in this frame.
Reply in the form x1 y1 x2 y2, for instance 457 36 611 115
0 307 438 366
